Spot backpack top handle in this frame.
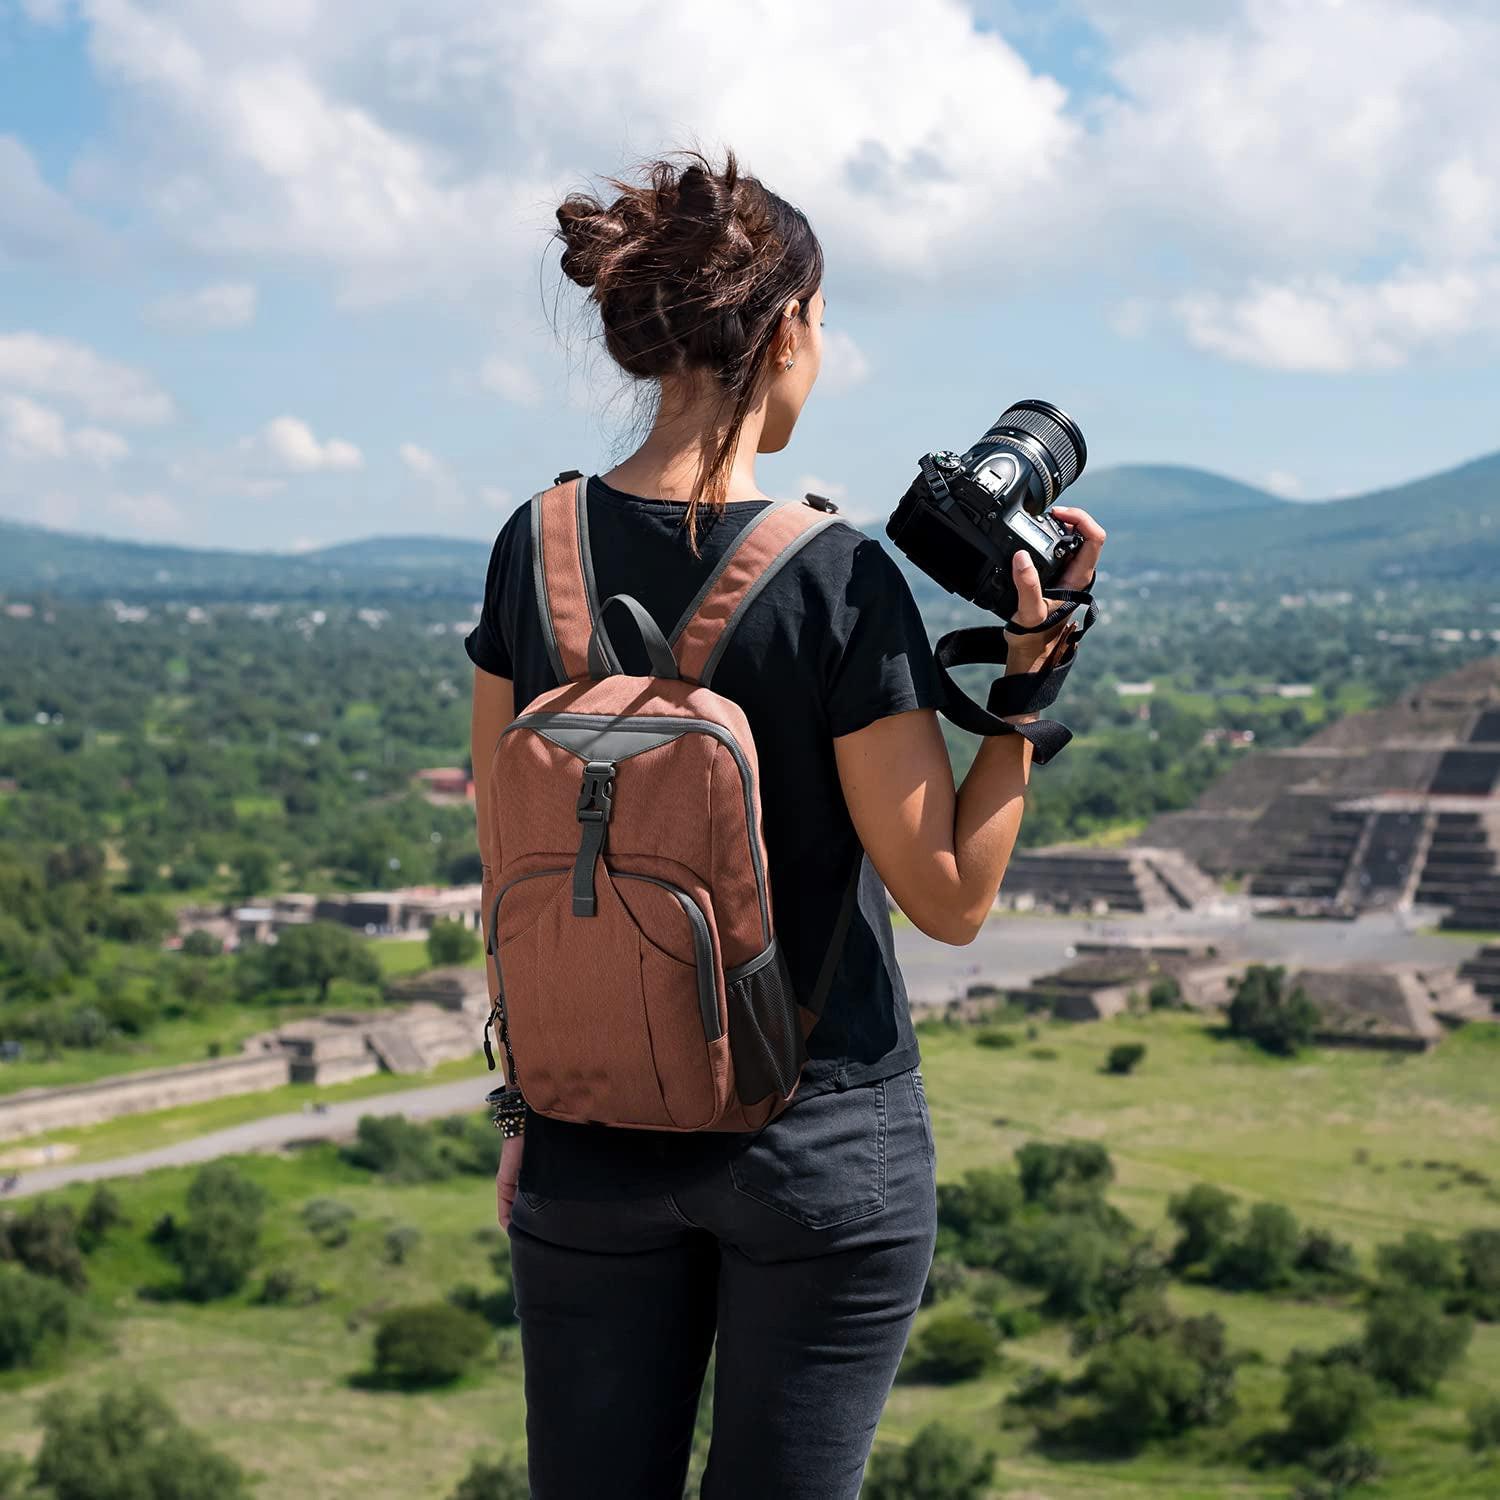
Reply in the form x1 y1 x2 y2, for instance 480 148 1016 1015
587 594 681 680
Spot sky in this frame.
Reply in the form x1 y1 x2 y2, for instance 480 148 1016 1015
0 0 1497 549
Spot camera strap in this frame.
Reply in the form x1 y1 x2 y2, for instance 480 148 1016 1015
933 574 1097 763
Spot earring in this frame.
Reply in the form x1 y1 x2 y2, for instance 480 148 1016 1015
784 358 796 370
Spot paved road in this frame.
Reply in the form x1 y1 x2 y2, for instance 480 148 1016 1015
7 904 1481 1199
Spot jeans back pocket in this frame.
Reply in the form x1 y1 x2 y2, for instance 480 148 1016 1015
727 1079 887 1229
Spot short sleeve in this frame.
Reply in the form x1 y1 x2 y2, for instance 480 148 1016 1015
823 532 943 738
464 509 522 679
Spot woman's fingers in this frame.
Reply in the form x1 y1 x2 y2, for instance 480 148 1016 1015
496 1135 524 1231
1050 504 1105 591
1007 549 1051 630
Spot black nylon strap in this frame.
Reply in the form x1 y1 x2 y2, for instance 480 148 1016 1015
587 594 681 680
572 817 607 916
933 575 1098 764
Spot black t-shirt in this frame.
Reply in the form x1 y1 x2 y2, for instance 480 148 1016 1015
464 474 944 1201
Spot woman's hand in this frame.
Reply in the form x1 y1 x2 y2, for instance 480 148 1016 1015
496 1135 524 1231
1002 503 1106 673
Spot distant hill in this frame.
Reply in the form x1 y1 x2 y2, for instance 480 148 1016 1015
2 450 1496 598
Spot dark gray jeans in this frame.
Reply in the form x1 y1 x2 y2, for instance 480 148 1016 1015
506 1065 939 1499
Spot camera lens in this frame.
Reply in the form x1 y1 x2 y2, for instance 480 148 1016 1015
962 399 1087 512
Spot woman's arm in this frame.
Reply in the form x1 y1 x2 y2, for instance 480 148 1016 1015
835 503 1104 946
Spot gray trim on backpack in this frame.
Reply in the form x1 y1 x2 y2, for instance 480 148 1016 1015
667 501 785 646
530 488 567 683
575 475 621 676
523 721 694 764
699 514 843 687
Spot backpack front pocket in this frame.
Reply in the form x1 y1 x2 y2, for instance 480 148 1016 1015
493 864 726 1130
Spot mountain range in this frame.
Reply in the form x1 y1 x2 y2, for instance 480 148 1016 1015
1 451 1496 600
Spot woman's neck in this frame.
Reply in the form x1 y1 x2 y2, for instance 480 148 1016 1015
600 380 770 503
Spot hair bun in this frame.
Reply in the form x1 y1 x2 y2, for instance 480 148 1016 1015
555 197 627 290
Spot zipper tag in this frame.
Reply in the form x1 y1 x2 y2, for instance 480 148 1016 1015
483 1001 499 1071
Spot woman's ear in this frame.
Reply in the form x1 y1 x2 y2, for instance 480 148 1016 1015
772 299 802 369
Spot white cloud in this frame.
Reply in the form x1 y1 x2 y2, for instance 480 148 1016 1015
0 394 129 465
0 332 175 424
105 491 182 535
1175 265 1499 372
817 330 870 396
145 281 258 331
399 441 442 477
257 415 362 472
0 136 101 263
1265 470 1302 498
479 356 543 407
480 485 513 511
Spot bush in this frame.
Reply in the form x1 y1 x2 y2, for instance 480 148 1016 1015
385 1225 422 1265
447 1282 517 1329
0 1265 77 1369
1282 1354 1378 1453
301 1197 356 1248
1225 963 1320 1056
77 1184 127 1251
1015 1141 1114 1208
861 1421 994 1500
254 1268 326 1307
1468 1395 1500 1453
1210 1202 1301 1291
373 1302 492 1386
1167 1183 1238 1271
974 1027 1017 1049
447 1454 530 1500
34 1383 250 1500
901 1312 998 1384
1457 1227 1500 1320
0 1199 86 1289
1105 1043 1146 1075
428 919 481 967
167 1163 267 1301
180 930 223 958
1362 1290 1472 1396
1147 976 1181 1010
921 1256 968 1307
1375 1231 1461 1293
341 1114 452 1182
1295 1228 1360 1288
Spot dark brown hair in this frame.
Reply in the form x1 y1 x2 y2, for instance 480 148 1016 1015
555 149 823 554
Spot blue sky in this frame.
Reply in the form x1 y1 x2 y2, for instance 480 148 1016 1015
1 0 1497 549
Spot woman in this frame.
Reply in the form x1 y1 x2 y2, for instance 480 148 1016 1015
467 150 1104 1499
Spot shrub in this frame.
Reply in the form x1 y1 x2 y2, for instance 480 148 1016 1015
180 930 223 958
1457 1227 1500 1320
1147 976 1181 1010
0 1265 77 1370
1225 963 1320 1056
861 1421 994 1500
1282 1354 1378 1453
974 1027 1017 1049
255 1268 326 1307
341 1114 452 1182
1295 1228 1360 1288
1105 1043 1146 1076
1167 1183 1238 1271
1015 1141 1114 1208
33 1383 250 1500
1468 1395 1500 1453
921 1256 968 1307
0 1199 86 1289
77 1184 127 1251
166 1163 267 1301
1210 1202 1301 1291
1362 1290 1472 1396
373 1303 492 1386
428 919 480 967
385 1225 422 1265
447 1282 517 1329
447 1454 530 1500
302 1197 356 1248
901 1312 998 1384
1375 1231 1461 1293
1028 1047 1060 1061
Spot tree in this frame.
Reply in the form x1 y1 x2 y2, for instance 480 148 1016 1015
428 918 480 966
861 1422 994 1500
0 1265 76 1370
1211 1202 1301 1291
1084 1336 1204 1447
1015 1140 1114 1207
33 1383 250 1500
373 1302 492 1386
1363 1290 1472 1396
341 1113 452 1183
167 1163 268 1301
1468 1395 1500 1454
1168 1184 1238 1271
302 1197 356 1248
448 1454 530 1500
78 1184 127 1251
1457 1227 1500 1320
901 1312 998 1384
1225 964 1320 1056
1376 1231 1461 1293
1282 1354 1378 1453
0 1199 87 1289
240 920 380 1004
1105 1043 1147 1075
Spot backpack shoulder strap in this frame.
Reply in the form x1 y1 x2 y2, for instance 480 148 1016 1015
671 500 844 687
531 473 617 683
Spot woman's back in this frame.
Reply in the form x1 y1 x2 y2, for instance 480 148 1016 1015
466 471 943 1198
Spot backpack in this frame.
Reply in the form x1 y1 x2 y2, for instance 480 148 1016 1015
481 473 864 1133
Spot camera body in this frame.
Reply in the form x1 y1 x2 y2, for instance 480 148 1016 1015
886 400 1087 621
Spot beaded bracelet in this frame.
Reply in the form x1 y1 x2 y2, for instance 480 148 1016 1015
485 1084 528 1139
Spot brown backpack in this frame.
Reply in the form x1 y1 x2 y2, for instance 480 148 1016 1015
481 474 864 1133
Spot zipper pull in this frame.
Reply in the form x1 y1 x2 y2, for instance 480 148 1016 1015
483 1001 499 1072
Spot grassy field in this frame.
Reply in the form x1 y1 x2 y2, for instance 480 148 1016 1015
1 1011 1496 1498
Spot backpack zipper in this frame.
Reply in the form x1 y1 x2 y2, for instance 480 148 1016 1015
486 865 722 1044
502 712 771 948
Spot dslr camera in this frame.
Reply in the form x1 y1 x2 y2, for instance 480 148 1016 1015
886 399 1088 622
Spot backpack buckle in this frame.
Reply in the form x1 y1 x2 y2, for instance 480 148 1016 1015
576 761 615 823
